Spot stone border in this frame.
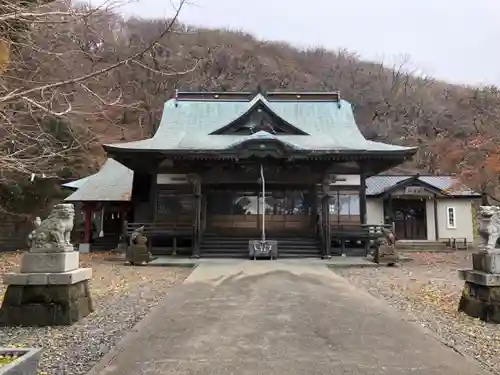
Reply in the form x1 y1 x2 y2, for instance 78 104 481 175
0 348 42 375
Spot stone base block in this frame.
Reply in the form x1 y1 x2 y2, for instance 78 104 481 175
0 280 93 326
3 268 92 286
458 269 500 286
20 251 79 273
472 251 500 273
458 281 500 323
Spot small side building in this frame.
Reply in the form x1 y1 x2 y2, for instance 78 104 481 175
365 175 480 244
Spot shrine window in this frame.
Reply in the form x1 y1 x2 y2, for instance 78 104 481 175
446 206 456 229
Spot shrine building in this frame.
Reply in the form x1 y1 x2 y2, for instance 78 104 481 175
63 90 419 257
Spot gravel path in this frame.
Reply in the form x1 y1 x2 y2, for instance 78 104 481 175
336 251 500 375
0 252 191 375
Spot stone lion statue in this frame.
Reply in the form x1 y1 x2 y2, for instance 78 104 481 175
477 206 500 252
27 203 75 252
371 226 398 265
127 226 156 265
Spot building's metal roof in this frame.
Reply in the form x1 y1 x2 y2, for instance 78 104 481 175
104 93 416 154
366 175 480 197
64 159 133 202
62 176 91 190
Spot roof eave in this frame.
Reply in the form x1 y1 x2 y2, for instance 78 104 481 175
104 145 418 157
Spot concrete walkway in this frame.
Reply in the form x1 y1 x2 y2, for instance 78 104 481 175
89 262 489 375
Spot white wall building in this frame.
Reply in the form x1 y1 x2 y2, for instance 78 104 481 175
365 175 480 242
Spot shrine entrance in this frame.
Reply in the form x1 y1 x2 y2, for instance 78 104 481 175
205 187 314 236
391 198 427 240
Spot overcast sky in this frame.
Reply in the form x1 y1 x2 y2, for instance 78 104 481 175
97 0 500 86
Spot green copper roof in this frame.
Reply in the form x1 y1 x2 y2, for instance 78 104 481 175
104 93 416 154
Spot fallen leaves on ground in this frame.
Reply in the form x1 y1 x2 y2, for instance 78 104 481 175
0 251 22 272
0 251 177 302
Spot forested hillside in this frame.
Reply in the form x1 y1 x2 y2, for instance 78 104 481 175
1 1 499 214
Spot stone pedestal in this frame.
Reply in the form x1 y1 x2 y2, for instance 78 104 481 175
1 252 93 327
0 279 93 326
458 251 500 323
0 203 94 326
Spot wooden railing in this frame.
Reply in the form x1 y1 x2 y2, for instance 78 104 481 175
123 221 196 256
328 223 392 256
124 221 194 236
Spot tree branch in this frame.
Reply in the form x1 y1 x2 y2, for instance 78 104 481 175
0 0 190 103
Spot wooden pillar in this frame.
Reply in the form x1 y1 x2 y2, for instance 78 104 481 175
388 195 393 221
359 173 367 225
83 203 93 244
192 177 202 258
325 194 331 258
310 186 318 230
433 194 439 241
201 195 207 233
150 173 158 222
321 179 332 258
359 173 369 256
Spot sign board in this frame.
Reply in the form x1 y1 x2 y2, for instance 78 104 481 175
330 174 361 186
404 186 428 195
156 174 189 185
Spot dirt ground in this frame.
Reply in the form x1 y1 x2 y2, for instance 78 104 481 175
336 251 500 375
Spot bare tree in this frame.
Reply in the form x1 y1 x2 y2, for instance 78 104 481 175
0 0 200 190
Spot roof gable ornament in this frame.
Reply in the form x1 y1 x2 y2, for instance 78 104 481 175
253 84 267 98
228 135 293 159
210 98 309 136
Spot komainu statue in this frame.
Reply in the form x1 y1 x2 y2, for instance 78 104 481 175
477 206 500 253
126 226 155 265
373 226 398 266
27 203 75 252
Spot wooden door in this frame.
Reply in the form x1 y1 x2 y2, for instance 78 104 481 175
392 199 427 240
